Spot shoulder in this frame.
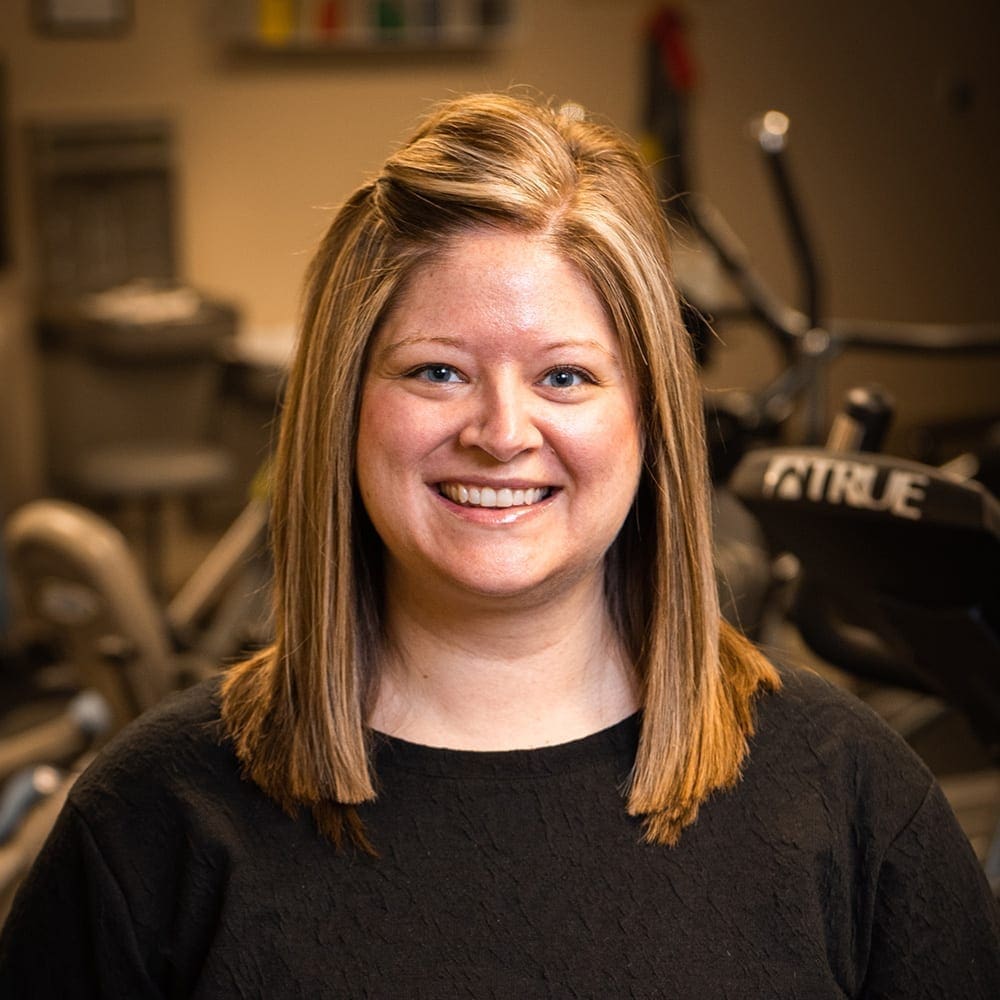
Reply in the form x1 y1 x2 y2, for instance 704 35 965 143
56 674 283 921
67 675 242 827
744 669 1000 991
1 677 263 993
754 663 930 772
746 665 935 837
80 673 227 773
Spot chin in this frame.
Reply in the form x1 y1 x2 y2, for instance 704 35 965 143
434 557 603 607
442 569 545 601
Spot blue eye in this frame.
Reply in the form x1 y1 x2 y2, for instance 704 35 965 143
413 364 462 384
541 367 589 388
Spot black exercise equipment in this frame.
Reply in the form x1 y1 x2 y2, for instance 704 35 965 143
730 443 1000 757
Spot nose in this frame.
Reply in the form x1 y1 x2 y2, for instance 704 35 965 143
457 374 544 462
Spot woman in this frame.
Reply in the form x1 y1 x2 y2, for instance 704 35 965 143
1 92 997 997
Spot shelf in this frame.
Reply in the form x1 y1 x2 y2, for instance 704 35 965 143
214 0 519 53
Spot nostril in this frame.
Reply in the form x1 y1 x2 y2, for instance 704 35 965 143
458 409 543 462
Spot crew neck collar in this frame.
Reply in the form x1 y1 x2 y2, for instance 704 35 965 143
370 711 641 780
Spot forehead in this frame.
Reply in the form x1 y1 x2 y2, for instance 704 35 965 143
373 227 621 357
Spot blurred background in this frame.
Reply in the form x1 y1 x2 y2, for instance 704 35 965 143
1 0 998 524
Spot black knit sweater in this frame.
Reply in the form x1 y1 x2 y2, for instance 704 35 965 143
1 667 997 998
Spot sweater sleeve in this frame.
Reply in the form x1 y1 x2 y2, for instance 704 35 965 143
0 800 163 999
861 781 1000 999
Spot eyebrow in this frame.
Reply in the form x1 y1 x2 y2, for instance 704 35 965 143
540 338 621 362
377 335 465 361
379 334 620 362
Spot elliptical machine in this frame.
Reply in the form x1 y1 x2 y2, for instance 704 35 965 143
679 112 1000 892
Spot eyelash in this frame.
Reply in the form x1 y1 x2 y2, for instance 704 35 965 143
406 364 596 388
539 366 595 389
409 364 463 384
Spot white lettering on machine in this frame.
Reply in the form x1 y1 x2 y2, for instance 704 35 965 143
762 455 930 521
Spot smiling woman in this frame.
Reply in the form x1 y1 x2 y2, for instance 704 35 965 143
357 230 642 605
1 92 997 997
356 228 644 744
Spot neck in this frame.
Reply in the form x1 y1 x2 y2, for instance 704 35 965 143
369 572 639 750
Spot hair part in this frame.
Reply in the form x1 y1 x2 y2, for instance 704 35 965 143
221 91 779 852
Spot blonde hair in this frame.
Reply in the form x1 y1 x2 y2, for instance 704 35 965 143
222 92 779 850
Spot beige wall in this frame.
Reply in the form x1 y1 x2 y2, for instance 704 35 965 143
1 0 998 507
687 0 1000 454
1 1 651 331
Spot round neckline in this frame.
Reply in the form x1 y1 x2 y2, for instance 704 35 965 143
370 711 641 780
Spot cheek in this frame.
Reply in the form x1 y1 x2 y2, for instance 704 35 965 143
355 387 442 491
355 389 397 505
608 394 644 470
559 402 643 486
355 402 405 546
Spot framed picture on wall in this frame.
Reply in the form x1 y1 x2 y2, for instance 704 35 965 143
32 0 133 37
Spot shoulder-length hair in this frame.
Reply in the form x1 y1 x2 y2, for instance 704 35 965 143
221 92 779 850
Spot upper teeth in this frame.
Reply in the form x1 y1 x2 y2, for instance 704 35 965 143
440 484 549 508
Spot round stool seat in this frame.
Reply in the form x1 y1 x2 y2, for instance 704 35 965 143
66 444 235 597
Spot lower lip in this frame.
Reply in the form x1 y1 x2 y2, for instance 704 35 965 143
432 487 557 525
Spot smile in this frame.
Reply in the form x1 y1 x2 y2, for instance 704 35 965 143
438 483 552 509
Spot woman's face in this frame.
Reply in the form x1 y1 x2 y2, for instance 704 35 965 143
355 228 643 607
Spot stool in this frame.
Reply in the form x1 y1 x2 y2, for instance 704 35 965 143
70 443 234 597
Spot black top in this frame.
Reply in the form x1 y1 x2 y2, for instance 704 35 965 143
1 667 997 998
